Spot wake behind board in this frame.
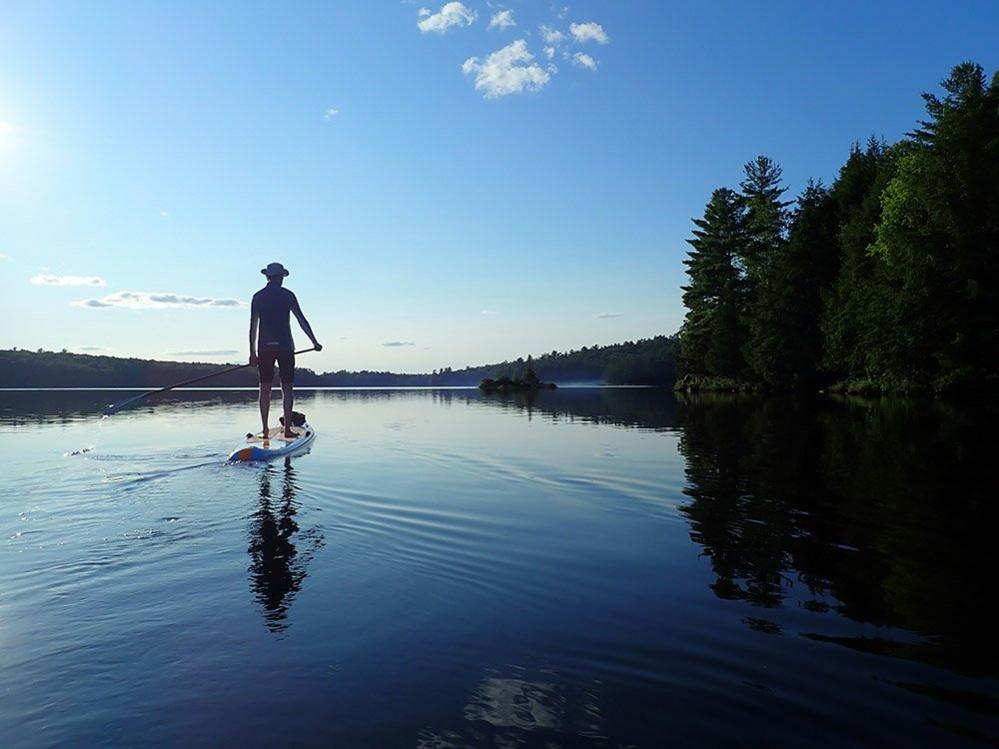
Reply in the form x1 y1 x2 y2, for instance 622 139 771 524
227 423 315 463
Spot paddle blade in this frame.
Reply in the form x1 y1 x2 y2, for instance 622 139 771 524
103 394 144 416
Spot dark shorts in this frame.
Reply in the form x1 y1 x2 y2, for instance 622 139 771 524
258 351 295 384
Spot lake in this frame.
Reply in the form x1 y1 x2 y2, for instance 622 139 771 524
1 388 996 746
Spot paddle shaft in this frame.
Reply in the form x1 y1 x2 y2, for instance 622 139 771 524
104 347 316 415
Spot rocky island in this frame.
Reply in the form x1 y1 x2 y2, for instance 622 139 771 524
479 357 557 393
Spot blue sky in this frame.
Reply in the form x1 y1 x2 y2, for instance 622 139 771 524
1 1 997 372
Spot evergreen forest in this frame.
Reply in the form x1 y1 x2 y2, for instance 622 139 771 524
679 62 999 394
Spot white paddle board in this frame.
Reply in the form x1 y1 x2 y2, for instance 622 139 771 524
227 423 315 463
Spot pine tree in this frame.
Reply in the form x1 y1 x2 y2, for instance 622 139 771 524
739 156 791 284
680 188 749 377
523 355 540 385
740 157 792 383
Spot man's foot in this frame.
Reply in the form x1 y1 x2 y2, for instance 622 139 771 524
283 430 297 439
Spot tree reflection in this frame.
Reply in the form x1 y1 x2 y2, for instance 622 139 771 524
675 393 999 675
248 458 324 633
469 387 680 431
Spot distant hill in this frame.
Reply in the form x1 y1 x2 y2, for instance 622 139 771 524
0 336 679 388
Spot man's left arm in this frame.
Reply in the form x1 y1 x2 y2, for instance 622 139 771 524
248 296 259 365
291 294 322 351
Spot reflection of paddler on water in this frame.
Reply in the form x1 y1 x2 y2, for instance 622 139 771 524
247 458 324 633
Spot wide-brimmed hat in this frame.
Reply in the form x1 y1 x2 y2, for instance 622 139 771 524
261 262 290 277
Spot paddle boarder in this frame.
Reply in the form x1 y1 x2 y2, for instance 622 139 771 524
249 262 322 439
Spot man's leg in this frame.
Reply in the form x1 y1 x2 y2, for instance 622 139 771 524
278 351 296 437
281 382 294 437
257 353 277 437
259 383 271 436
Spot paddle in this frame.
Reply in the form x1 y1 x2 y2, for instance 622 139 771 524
103 347 317 415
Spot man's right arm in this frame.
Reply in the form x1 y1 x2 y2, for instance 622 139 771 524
290 293 322 351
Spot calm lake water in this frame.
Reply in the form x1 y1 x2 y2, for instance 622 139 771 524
1 388 997 747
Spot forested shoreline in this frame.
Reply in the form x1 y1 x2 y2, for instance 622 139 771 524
0 335 678 388
679 62 999 395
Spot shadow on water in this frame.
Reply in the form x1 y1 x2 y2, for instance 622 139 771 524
247 458 324 633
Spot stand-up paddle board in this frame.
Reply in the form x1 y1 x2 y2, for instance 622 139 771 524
227 423 315 463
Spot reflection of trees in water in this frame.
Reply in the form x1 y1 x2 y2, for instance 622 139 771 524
678 396 823 609
676 393 999 676
441 387 680 432
0 390 321 426
0 390 156 425
247 459 324 633
417 668 604 748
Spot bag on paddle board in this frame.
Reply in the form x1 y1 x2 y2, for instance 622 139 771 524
280 411 307 427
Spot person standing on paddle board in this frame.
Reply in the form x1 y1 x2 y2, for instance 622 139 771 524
249 262 322 439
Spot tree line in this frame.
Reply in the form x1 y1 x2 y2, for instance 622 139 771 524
0 335 679 388
484 336 678 386
680 62 999 394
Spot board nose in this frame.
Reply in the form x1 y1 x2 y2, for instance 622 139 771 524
231 447 254 462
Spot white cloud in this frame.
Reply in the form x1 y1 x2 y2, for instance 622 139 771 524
324 107 339 120
0 120 16 136
481 309 500 316
462 40 553 99
540 25 565 45
488 9 515 30
573 51 598 71
418 2 476 33
0 253 7 260
72 291 247 309
570 21 609 44
539 26 567 62
31 273 107 287
557 6 569 20
595 312 621 319
382 341 416 347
